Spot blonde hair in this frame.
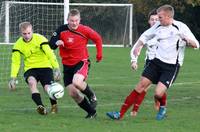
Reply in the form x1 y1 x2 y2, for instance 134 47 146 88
68 9 80 19
157 4 174 18
19 22 32 31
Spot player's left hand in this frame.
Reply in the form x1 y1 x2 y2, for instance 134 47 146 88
96 55 102 63
54 68 61 81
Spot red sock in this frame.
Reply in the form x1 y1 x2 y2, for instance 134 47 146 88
155 92 167 107
132 91 146 112
120 90 139 119
160 93 167 106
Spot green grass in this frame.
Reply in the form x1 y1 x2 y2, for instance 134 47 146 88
0 47 200 132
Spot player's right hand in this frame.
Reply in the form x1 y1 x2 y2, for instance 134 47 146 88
8 78 17 91
55 40 64 46
131 62 138 71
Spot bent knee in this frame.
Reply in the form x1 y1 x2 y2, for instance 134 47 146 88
135 82 150 93
67 85 82 98
68 86 77 96
27 77 37 87
72 80 82 89
72 74 85 89
154 94 162 99
154 92 165 99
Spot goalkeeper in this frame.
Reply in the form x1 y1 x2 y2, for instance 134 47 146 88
9 22 61 115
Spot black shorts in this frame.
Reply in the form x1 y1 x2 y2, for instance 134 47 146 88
63 60 91 87
143 59 157 84
144 59 151 69
24 68 54 87
142 58 180 88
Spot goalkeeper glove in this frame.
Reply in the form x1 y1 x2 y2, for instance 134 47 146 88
54 68 61 82
8 78 18 91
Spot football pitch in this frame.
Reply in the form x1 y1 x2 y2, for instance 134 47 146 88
0 47 200 132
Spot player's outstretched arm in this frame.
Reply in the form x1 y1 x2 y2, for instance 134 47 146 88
130 40 144 70
9 48 21 91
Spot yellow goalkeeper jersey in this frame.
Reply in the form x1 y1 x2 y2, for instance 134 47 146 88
11 33 59 78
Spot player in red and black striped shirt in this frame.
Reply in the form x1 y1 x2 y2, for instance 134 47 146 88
49 9 103 118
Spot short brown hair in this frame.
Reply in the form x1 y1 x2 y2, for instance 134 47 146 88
148 9 157 20
157 4 174 18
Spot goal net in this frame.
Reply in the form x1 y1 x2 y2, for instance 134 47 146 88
0 0 135 88
0 1 134 46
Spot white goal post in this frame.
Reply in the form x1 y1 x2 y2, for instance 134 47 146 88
0 1 133 47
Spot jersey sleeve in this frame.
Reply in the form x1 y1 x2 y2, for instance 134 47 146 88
139 22 159 44
180 23 199 49
130 40 143 63
49 24 69 50
40 42 59 69
85 26 103 60
10 45 21 78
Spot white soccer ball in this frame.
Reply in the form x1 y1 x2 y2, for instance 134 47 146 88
48 82 64 100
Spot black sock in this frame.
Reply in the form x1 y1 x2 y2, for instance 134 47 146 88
78 97 96 114
81 84 95 99
49 98 57 105
32 93 43 106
